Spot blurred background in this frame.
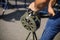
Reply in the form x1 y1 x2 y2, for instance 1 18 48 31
0 0 60 40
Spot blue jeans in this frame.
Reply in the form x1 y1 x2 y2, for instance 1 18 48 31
40 11 60 40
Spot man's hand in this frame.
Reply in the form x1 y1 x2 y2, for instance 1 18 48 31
48 6 55 16
28 2 39 12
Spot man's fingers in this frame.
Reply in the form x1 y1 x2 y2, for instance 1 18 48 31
48 12 55 16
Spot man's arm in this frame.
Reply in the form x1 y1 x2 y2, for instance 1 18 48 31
48 0 56 16
28 0 50 12
48 0 56 7
35 0 50 10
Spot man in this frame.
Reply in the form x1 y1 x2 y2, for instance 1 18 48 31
40 0 60 40
25 0 60 40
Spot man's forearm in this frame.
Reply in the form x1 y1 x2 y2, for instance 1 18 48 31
48 0 56 16
35 0 50 10
48 0 56 7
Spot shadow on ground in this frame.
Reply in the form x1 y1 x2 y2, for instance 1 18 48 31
0 10 26 22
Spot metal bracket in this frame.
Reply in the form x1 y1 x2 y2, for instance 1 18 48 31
26 32 37 40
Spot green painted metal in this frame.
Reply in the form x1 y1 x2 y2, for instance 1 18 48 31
20 12 41 32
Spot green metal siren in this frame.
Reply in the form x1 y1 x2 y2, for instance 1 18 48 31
20 10 41 32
